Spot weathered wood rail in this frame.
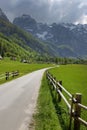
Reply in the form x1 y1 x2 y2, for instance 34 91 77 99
0 71 19 81
46 71 87 130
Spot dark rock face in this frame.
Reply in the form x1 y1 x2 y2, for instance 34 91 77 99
0 8 9 21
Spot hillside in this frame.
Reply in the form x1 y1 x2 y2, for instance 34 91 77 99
0 8 54 60
0 33 37 60
13 14 87 58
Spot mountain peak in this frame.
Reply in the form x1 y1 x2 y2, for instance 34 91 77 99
22 14 31 18
0 8 9 21
13 14 37 31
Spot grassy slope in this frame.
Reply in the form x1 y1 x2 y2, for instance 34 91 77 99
0 33 36 59
34 73 62 130
0 18 51 56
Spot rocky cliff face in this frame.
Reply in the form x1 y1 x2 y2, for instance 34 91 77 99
0 8 9 21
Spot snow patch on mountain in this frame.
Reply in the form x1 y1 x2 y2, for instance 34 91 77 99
49 25 53 28
61 23 76 30
26 28 33 32
36 31 48 40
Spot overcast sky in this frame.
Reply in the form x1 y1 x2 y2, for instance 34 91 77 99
0 0 87 24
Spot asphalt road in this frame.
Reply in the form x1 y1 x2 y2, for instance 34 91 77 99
0 68 47 130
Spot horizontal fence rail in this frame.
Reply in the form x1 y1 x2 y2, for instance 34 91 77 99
57 82 72 98
78 117 87 127
57 89 71 110
78 103 87 110
0 74 5 80
0 71 19 81
46 71 87 130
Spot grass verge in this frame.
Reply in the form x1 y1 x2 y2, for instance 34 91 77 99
33 73 62 130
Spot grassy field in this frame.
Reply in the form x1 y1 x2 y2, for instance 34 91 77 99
49 64 87 130
34 64 87 130
49 64 87 105
0 58 53 84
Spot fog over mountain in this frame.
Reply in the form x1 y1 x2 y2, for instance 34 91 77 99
0 0 87 24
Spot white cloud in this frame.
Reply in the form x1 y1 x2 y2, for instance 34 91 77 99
75 15 87 24
78 2 87 9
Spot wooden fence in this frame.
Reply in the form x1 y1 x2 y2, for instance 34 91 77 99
46 71 87 130
0 71 19 81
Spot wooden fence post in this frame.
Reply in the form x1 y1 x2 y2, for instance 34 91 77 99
12 71 14 78
58 81 62 102
68 94 74 130
56 81 59 101
51 75 54 90
6 72 9 80
74 93 82 130
46 71 48 79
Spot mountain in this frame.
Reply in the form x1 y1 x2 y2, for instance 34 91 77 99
13 15 87 58
0 8 9 21
0 9 55 61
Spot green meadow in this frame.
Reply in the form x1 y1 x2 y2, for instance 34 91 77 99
34 64 87 130
49 64 87 105
0 58 52 84
49 65 87 130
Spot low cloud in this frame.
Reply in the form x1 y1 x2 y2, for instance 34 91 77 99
0 0 87 24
